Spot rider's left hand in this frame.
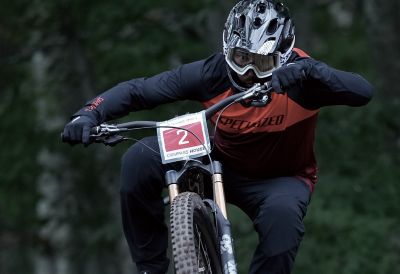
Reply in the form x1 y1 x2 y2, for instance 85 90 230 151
271 60 311 93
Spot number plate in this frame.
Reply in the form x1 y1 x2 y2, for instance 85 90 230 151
157 111 211 164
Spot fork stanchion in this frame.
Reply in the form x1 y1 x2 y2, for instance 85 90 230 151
212 173 228 219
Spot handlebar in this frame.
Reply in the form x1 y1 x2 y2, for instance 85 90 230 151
63 82 273 145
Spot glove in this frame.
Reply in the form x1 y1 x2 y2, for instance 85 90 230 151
62 115 98 146
271 60 311 93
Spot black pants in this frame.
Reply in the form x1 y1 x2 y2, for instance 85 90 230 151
120 137 311 274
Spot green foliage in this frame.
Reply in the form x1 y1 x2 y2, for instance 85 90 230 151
1 0 400 273
0 88 41 272
296 201 400 274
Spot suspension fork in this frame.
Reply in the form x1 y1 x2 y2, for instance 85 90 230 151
165 161 237 273
211 161 228 219
165 175 179 203
209 161 237 274
164 160 226 205
203 198 238 274
164 161 229 212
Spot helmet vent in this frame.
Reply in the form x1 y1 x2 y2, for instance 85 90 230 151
256 3 267 14
267 18 278 34
254 17 262 28
239 14 246 28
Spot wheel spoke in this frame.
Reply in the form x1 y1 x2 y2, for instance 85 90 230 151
195 224 213 273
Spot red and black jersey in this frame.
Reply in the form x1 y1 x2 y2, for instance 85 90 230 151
202 49 320 188
203 87 319 188
75 48 373 189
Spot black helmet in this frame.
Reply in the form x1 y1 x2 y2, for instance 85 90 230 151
223 0 295 82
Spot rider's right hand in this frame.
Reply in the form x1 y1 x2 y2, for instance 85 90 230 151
62 115 98 146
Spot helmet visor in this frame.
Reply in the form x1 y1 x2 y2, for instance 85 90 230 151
226 48 280 78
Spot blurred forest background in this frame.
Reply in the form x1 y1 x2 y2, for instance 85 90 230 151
1 0 399 273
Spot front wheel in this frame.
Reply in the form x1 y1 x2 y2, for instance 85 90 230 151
170 192 222 274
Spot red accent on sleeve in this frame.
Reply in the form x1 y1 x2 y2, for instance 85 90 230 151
85 97 104 112
293 48 310 58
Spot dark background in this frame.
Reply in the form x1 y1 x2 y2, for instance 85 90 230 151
1 0 399 273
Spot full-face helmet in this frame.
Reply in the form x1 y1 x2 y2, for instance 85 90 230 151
223 0 295 87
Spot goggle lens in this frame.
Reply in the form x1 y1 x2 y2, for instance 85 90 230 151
227 48 280 78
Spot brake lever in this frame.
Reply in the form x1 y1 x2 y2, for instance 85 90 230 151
90 123 120 137
238 82 273 107
103 135 127 146
89 123 129 146
91 134 127 146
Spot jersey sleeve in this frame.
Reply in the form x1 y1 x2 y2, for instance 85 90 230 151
72 53 228 123
292 56 374 110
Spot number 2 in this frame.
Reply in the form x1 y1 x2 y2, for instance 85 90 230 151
177 130 189 145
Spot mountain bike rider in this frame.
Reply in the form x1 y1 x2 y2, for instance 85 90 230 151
62 1 373 273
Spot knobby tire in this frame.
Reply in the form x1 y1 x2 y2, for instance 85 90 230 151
170 192 222 274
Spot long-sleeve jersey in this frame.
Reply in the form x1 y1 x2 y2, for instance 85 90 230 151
75 48 373 189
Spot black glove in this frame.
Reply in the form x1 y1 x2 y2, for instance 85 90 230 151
62 115 98 146
271 60 311 93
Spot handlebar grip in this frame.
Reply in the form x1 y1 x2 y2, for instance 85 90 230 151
60 126 99 144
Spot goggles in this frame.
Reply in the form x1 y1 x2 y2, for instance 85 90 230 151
226 47 281 78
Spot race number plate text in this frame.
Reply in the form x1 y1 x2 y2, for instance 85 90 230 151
157 111 211 164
